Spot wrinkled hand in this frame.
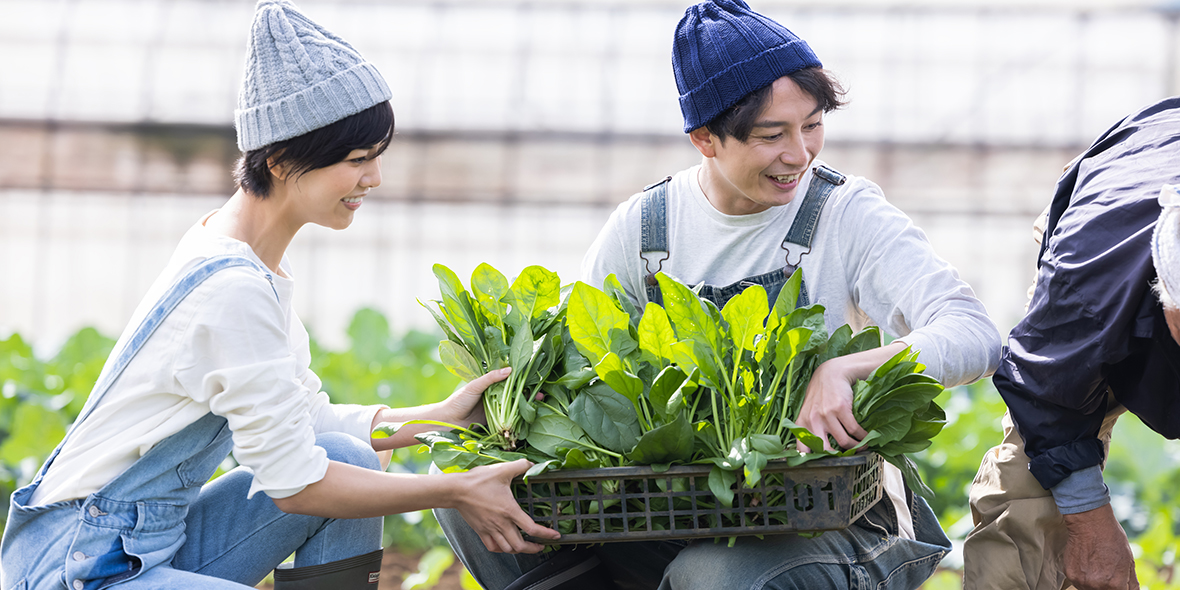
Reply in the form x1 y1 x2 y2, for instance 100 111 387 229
1062 505 1138 590
795 356 867 453
441 368 510 428
455 459 560 554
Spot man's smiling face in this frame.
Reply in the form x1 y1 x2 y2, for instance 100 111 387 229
692 76 826 216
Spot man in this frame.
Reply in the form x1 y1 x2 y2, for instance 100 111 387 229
438 1 1000 588
964 98 1180 590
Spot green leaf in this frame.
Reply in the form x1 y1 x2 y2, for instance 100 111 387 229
523 459 558 481
767 268 804 332
561 448 605 470
506 266 561 325
527 411 596 457
708 465 737 508
438 340 483 382
603 273 642 328
509 321 537 372
748 433 785 455
567 282 631 367
432 264 487 359
568 382 642 454
647 365 688 422
779 418 825 452
656 273 723 360
638 303 678 366
626 414 694 464
594 352 644 405
471 263 510 329
556 367 595 389
722 284 769 353
743 449 768 487
845 327 882 355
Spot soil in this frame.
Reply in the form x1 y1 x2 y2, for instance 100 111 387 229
255 548 467 590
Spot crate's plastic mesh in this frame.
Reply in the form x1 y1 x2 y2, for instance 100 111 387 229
514 454 883 544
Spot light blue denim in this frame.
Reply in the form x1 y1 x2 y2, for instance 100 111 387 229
1 256 382 590
437 491 950 590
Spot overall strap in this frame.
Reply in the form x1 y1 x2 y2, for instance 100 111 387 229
781 164 846 265
33 255 276 483
640 176 672 306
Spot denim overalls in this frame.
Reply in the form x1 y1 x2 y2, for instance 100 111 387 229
1 256 381 590
437 165 952 590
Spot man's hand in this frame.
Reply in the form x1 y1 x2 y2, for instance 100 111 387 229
794 342 906 452
454 459 561 554
1062 504 1139 590
795 356 867 452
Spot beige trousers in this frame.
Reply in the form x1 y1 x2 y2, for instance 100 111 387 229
963 404 1124 590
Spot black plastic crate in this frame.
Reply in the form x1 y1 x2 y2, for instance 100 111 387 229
512 453 883 544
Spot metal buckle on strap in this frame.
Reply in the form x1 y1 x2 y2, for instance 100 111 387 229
783 244 811 267
642 252 669 286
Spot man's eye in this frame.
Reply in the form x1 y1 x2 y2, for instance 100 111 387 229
762 133 783 141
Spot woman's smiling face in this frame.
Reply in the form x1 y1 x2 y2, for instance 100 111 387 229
283 146 383 230
692 76 826 216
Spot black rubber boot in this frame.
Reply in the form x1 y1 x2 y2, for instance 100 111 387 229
273 548 384 589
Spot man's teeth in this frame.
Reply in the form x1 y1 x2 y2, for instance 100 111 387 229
770 174 799 183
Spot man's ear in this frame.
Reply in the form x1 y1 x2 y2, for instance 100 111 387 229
688 126 719 159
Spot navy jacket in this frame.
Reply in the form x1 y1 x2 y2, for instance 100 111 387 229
996 96 1180 490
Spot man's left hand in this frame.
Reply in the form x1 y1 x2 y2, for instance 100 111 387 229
1062 504 1139 590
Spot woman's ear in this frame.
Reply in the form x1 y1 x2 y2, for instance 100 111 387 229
266 155 288 183
689 127 719 159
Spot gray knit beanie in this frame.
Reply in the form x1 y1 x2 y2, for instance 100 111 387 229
234 0 392 152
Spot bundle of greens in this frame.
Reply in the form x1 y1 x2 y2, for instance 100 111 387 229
381 263 946 514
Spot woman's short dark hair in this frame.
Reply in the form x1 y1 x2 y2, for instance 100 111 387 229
233 101 395 198
703 67 846 143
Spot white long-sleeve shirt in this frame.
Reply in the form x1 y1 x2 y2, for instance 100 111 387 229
31 212 381 506
582 162 1002 538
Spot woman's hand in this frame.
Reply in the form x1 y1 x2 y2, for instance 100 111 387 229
369 368 510 450
439 367 511 428
794 341 907 453
454 459 561 553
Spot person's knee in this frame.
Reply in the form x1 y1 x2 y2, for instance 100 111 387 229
316 432 380 471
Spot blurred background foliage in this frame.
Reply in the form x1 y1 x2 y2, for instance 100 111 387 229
2 308 1178 589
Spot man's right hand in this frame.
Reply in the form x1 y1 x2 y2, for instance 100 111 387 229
1062 504 1139 590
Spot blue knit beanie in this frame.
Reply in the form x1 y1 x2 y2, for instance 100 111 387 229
234 0 392 152
672 0 822 133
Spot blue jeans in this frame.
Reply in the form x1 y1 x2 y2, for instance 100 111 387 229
437 491 950 590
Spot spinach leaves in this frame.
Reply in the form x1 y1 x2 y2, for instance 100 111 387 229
399 264 946 506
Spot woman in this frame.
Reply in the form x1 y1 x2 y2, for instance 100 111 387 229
0 2 557 589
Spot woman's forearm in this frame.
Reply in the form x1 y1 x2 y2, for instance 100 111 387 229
274 461 458 518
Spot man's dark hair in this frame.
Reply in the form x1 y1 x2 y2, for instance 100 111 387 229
233 101 395 198
703 67 846 143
